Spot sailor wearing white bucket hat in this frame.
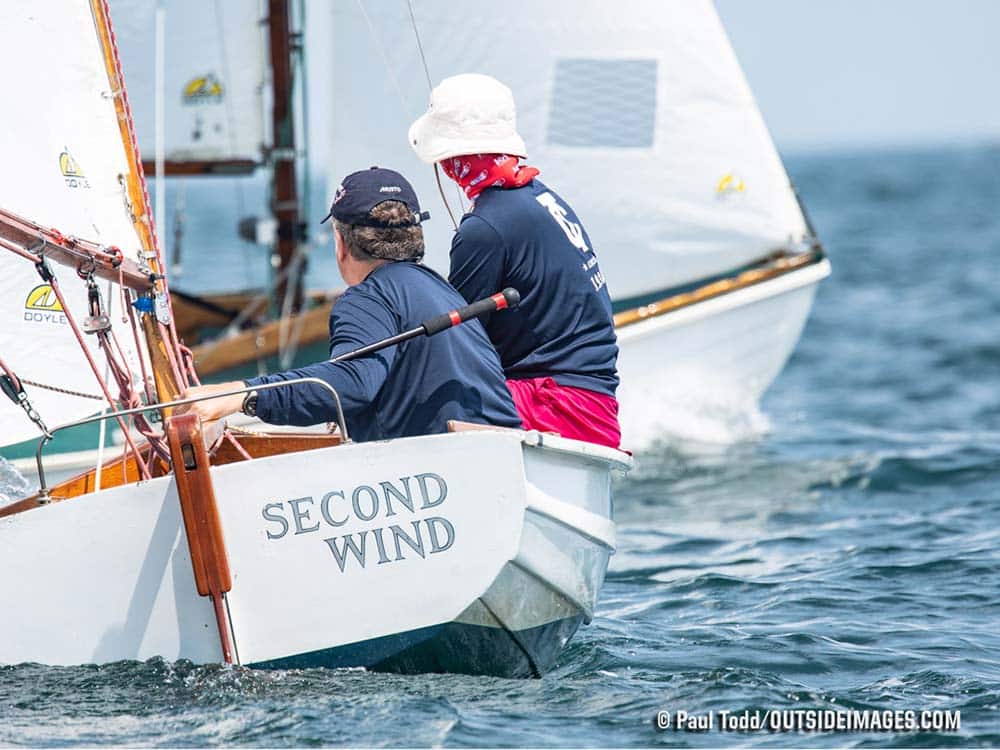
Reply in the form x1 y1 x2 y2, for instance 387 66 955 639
408 73 527 163
410 74 622 449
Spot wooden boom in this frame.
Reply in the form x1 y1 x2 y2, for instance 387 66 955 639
0 207 155 292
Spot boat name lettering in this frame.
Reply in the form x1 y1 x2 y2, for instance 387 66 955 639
260 472 455 572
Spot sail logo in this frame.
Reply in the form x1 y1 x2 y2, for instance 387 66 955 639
24 284 67 325
59 148 90 189
716 173 746 197
182 74 224 104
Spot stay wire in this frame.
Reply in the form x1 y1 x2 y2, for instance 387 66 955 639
355 0 410 114
405 0 467 228
357 1 463 230
406 0 433 91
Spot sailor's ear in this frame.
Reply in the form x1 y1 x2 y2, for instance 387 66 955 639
333 227 347 262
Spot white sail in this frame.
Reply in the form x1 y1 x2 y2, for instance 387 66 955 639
325 0 809 300
0 3 150 448
111 0 266 169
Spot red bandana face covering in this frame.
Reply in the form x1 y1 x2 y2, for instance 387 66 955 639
440 153 540 200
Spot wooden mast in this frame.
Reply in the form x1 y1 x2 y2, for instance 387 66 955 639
268 0 304 315
91 0 184 405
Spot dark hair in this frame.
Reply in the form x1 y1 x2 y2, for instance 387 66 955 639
334 201 425 262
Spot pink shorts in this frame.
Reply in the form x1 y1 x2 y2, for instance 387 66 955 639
506 377 621 449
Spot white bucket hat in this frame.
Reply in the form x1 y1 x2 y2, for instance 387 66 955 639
408 73 527 164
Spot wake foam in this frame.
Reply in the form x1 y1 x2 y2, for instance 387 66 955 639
618 371 771 454
0 456 29 506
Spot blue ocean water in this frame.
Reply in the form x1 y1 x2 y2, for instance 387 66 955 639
1 143 999 746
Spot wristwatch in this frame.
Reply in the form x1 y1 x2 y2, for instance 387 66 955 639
241 382 259 417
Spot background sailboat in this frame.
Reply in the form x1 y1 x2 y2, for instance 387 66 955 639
112 0 328 371
321 0 831 447
54 0 828 459
113 0 266 176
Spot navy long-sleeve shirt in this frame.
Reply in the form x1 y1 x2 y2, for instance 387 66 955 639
246 261 522 442
448 179 619 397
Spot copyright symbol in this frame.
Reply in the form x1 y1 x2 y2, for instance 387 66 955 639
655 711 671 730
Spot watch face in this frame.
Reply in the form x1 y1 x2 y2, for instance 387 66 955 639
243 391 259 417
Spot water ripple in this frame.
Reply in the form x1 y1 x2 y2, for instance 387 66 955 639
2 145 1000 746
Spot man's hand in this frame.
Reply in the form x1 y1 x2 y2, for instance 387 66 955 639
175 382 247 423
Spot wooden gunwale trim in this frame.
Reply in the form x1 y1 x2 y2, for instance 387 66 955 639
613 249 824 329
0 448 164 519
0 431 342 519
190 304 332 376
141 159 259 176
173 289 339 343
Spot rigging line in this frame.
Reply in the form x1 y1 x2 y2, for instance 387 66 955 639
278 250 313 369
17 380 103 401
157 319 188 389
404 1 467 230
278 251 304 366
355 1 463 233
45 275 150 480
101 322 162 462
220 428 253 462
451 174 468 216
406 0 432 91
126 301 158 404
124 302 171 464
277 254 297 359
355 0 411 114
434 164 459 231
95 282 113 491
222 242 313 335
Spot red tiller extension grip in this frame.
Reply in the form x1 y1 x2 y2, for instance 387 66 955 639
422 287 520 335
330 288 521 364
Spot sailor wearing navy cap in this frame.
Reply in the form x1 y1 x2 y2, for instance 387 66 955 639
179 167 522 441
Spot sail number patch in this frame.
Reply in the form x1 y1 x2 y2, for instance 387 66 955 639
260 472 455 573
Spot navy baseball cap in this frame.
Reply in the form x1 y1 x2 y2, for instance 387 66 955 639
320 166 430 227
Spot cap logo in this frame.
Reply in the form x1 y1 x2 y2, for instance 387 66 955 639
379 185 402 193
333 185 346 204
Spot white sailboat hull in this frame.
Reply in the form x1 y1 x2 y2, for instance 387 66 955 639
616 258 831 447
0 430 628 677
